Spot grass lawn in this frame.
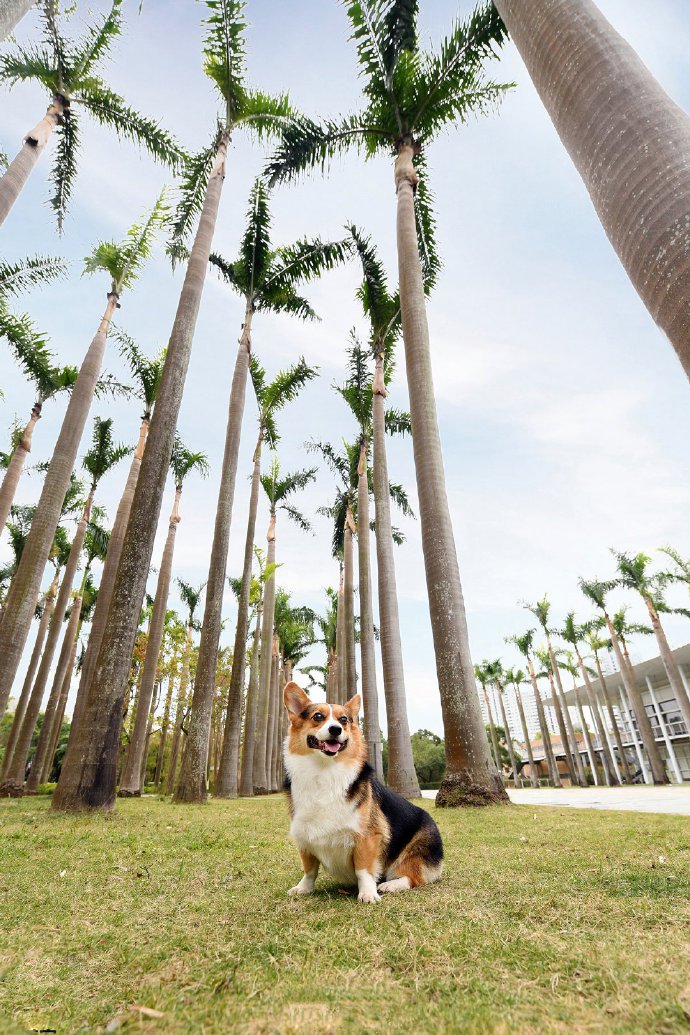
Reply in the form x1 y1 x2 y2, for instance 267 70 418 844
1 794 689 1034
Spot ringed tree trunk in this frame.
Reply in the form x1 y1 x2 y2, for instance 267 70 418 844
175 314 252 804
495 685 520 788
0 490 92 796
547 643 587 786
216 429 262 797
41 611 81 784
395 141 505 807
335 569 345 705
643 596 690 732
514 684 539 788
493 0 690 382
371 352 419 797
239 599 263 796
52 133 230 813
592 649 632 782
0 94 66 228
604 613 668 784
119 487 181 796
356 439 383 779
252 513 276 795
0 573 57 778
527 657 561 787
26 594 82 793
343 504 357 701
0 292 117 723
0 402 41 531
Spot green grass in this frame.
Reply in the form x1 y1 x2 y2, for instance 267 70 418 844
1 795 689 1034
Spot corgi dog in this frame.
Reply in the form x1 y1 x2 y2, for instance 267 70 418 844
283 681 443 903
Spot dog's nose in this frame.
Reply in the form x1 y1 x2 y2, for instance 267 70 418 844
328 725 342 738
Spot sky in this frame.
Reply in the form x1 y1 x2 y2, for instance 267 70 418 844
2 0 690 737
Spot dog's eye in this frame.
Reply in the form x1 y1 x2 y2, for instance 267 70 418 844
339 716 348 725
312 712 325 722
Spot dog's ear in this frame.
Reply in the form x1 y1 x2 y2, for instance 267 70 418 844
284 681 310 717
345 693 361 722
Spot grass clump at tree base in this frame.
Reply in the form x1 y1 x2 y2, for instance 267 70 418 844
1 795 689 1034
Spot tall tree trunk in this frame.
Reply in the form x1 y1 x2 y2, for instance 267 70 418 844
643 597 690 732
239 601 262 797
0 94 65 227
494 0 690 381
175 316 251 804
0 0 35 40
343 505 357 701
25 595 81 793
482 686 502 775
139 681 159 790
547 642 587 786
119 488 180 796
395 142 505 807
572 682 597 785
335 570 345 705
496 686 520 788
155 661 178 790
0 492 91 796
216 429 262 797
265 637 279 792
252 515 276 794
527 657 561 787
575 650 616 785
165 640 191 796
0 293 116 722
514 684 539 788
0 574 57 777
592 649 632 782
545 663 578 784
40 606 82 784
326 647 337 701
371 355 419 796
52 133 229 813
356 441 383 779
605 614 668 784
0 402 40 531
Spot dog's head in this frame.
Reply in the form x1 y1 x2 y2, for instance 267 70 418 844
283 681 363 763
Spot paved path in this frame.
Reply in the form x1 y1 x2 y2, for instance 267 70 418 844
422 786 690 816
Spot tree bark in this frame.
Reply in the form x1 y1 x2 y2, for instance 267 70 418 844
527 658 561 787
335 570 345 706
356 440 383 779
514 684 539 788
496 685 520 788
482 686 502 776
52 135 228 813
547 641 586 786
118 489 180 796
252 515 276 794
575 650 616 784
343 505 357 701
216 430 262 797
0 95 65 227
0 402 40 532
165 636 192 796
572 682 597 785
154 660 178 790
264 637 279 792
0 293 116 722
395 143 505 807
0 492 91 795
494 0 690 382
239 601 262 796
644 597 690 732
592 649 632 782
371 357 419 796
40 606 82 784
175 314 251 804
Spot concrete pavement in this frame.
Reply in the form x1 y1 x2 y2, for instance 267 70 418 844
422 785 690 815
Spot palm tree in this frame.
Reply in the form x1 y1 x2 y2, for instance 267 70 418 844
582 625 632 783
613 551 690 734
269 588 316 790
558 652 598 785
267 0 510 807
153 615 186 789
503 665 539 789
524 596 586 786
507 630 561 787
0 0 183 229
308 587 339 701
53 0 293 814
0 419 129 796
492 0 690 381
215 354 317 798
474 662 501 774
164 579 204 795
118 440 208 797
483 660 520 787
238 552 271 797
0 196 165 726
579 576 668 784
560 612 617 785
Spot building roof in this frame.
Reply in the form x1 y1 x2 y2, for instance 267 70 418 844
545 643 690 707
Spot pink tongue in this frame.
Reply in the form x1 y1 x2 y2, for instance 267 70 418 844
322 741 340 755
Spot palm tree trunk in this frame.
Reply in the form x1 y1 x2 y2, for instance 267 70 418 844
165 643 191 796
592 650 632 782
356 441 383 779
25 595 81 793
514 685 539 788
371 361 419 796
575 651 616 785
176 320 252 805
239 601 262 796
547 642 586 786
40 608 82 784
253 515 276 794
0 0 35 40
155 661 178 789
343 506 357 701
395 142 505 807
0 293 116 723
605 614 668 784
0 493 91 796
119 490 180 796
264 638 279 792
52 133 229 813
643 597 690 731
493 0 690 381
216 430 262 797
527 657 561 787
0 402 40 531
0 575 57 777
326 648 337 701
0 95 65 227
335 570 345 705
139 681 159 790
482 686 502 775
496 687 520 787
572 682 597 785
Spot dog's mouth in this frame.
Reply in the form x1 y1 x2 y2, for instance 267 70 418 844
307 734 347 756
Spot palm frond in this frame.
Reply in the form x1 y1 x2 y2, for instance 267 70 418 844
307 438 350 484
264 236 351 294
168 142 217 263
261 357 318 416
169 435 210 486
388 481 414 519
347 224 393 332
0 45 57 92
76 80 184 170
202 0 247 119
414 154 440 292
84 189 168 293
265 112 387 186
111 326 165 412
0 255 67 297
72 0 123 81
249 354 267 404
384 407 411 436
209 251 246 293
234 88 296 141
241 177 272 293
50 108 80 233
280 503 312 534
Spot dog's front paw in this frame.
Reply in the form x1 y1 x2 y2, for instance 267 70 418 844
357 887 381 904
288 883 314 896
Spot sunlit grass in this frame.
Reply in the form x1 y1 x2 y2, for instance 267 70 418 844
1 794 688 1033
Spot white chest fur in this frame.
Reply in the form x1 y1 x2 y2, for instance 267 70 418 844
286 749 362 883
